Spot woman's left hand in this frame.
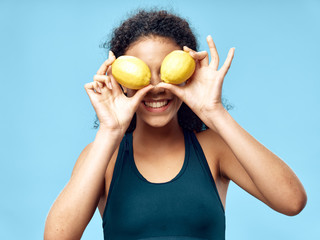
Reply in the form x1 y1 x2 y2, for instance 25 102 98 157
157 35 235 123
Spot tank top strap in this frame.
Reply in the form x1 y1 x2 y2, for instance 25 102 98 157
112 132 131 181
187 130 225 213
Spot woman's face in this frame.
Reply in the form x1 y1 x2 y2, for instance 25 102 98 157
123 36 183 129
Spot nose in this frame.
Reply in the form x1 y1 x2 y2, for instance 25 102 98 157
147 84 166 96
149 70 162 86
148 71 165 95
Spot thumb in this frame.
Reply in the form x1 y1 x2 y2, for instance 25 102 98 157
130 85 154 108
156 82 186 101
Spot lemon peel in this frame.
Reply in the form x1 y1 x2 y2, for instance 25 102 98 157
160 50 196 84
111 56 151 89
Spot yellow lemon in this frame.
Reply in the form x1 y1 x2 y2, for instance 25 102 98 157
160 50 196 84
112 56 151 89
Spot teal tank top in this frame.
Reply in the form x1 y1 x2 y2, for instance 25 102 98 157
102 129 225 240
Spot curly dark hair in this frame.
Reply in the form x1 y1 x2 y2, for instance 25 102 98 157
106 9 198 59
94 8 232 132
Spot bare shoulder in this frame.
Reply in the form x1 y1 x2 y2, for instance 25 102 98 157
195 128 232 179
195 129 237 179
195 129 229 162
71 142 94 176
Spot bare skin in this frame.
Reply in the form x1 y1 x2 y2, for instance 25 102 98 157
44 36 307 240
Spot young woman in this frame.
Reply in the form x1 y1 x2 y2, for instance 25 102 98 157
44 9 307 240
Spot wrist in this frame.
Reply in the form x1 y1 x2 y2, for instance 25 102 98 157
206 103 226 115
96 126 125 142
200 103 229 131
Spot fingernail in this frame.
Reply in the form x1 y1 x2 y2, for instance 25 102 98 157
107 82 113 89
109 51 112 58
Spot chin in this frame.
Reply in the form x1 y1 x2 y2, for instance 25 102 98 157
137 114 179 129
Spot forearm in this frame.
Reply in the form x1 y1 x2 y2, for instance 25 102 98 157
44 129 123 240
205 105 307 213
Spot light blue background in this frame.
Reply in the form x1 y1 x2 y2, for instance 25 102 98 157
1 0 319 239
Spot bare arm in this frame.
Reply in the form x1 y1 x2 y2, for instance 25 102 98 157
44 130 122 240
158 35 307 216
44 51 153 240
207 106 307 215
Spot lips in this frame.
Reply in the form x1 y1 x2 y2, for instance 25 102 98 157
142 99 172 112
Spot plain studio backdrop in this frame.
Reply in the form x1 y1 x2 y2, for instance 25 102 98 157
0 0 319 239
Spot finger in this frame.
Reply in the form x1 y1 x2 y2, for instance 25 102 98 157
219 48 235 77
94 74 112 89
109 50 115 58
106 65 112 76
207 35 219 70
94 81 102 94
108 74 123 94
183 46 193 52
96 51 116 75
156 82 186 101
189 50 209 67
93 74 107 83
96 81 105 92
130 85 154 109
84 82 94 92
84 82 100 94
184 46 209 67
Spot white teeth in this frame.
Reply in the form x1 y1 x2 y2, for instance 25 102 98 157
144 100 169 108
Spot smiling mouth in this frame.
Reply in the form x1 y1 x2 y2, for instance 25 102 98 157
143 100 170 108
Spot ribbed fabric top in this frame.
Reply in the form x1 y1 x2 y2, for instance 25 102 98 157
102 129 225 240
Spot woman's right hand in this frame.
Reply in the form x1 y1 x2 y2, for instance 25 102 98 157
84 51 153 135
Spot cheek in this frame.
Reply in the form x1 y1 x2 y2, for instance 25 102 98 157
174 98 183 111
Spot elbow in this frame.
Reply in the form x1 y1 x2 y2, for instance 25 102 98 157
284 191 308 216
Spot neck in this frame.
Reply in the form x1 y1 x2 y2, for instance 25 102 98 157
133 117 183 148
